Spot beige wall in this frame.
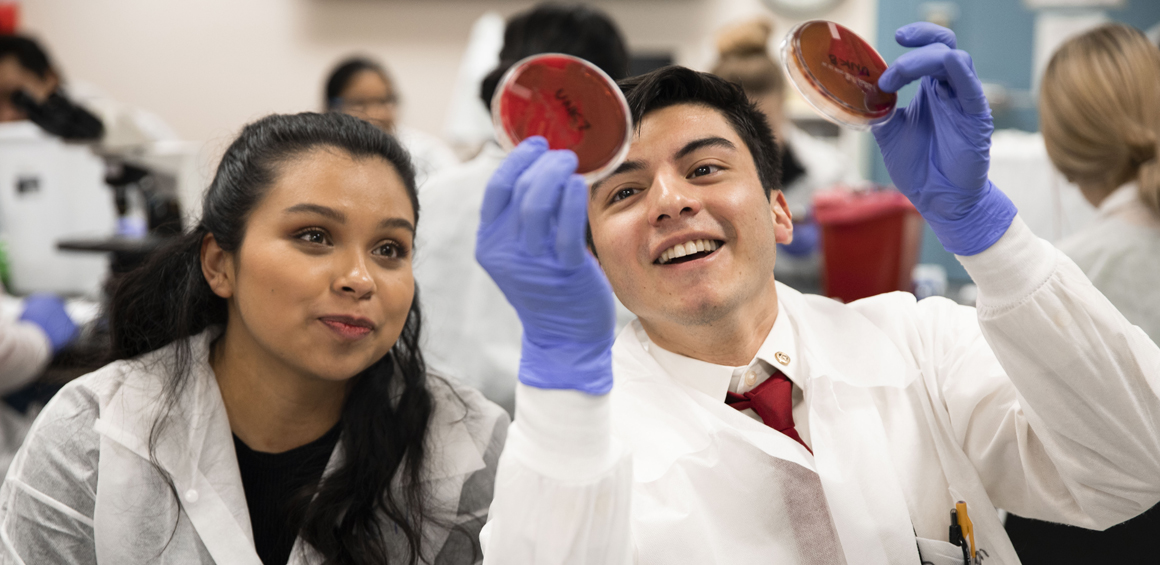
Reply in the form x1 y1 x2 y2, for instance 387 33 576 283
22 0 876 151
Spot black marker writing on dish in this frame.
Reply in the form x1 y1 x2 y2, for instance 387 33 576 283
828 54 871 77
556 89 592 131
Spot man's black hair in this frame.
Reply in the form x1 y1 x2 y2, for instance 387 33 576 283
618 65 782 199
0 34 52 79
480 3 628 111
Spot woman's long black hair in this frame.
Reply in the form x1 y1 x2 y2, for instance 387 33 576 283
106 112 434 564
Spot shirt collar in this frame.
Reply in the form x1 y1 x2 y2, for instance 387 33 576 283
643 299 803 401
1098 182 1139 217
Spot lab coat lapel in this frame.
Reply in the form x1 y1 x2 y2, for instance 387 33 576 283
93 330 262 565
779 287 923 564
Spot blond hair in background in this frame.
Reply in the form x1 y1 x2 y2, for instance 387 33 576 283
1040 23 1160 214
711 19 785 96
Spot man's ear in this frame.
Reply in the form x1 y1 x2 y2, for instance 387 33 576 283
771 190 794 245
201 233 235 299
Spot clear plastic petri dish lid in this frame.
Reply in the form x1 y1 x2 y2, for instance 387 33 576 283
491 53 632 183
780 20 897 131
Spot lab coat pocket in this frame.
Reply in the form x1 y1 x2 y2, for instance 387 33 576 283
916 537 967 565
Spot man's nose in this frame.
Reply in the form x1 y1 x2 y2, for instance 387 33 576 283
649 174 702 226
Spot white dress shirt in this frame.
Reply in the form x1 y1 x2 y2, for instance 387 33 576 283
645 309 810 448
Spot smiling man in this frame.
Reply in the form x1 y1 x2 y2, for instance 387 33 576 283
476 24 1160 565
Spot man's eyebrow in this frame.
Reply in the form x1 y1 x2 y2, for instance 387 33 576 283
591 160 647 197
379 217 415 234
285 203 345 223
674 136 736 160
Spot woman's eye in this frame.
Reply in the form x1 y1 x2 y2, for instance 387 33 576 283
611 187 639 203
296 229 330 245
690 164 720 178
373 242 405 259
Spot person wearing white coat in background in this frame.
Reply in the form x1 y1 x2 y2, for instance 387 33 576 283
324 57 459 188
474 23 1160 565
0 113 507 564
415 3 632 414
1000 23 1160 564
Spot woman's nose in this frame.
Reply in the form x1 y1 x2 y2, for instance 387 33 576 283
334 253 375 298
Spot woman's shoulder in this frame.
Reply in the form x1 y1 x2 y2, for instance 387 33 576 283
425 372 509 457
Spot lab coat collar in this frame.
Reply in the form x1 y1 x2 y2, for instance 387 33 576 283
641 298 804 400
612 282 921 563
93 326 263 565
1098 182 1140 217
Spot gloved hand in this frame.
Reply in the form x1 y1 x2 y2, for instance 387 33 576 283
476 137 616 395
779 219 819 258
19 293 77 354
873 22 1017 256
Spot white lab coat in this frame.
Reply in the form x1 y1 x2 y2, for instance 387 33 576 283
396 124 460 189
415 144 635 414
481 216 1160 565
1057 182 1160 344
0 328 509 564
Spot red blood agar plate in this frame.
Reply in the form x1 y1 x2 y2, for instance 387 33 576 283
780 21 897 131
491 53 632 183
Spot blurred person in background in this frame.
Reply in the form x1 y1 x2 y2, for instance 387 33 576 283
1003 23 1160 564
413 2 630 414
711 18 859 280
0 34 102 141
0 112 506 564
325 56 458 186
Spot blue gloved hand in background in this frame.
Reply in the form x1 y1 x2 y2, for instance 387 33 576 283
476 137 616 396
779 218 819 258
873 22 1017 256
19 293 77 354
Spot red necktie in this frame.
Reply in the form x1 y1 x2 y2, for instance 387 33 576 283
725 371 811 453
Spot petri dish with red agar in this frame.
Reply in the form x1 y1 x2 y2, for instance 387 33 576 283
491 53 632 183
780 21 896 131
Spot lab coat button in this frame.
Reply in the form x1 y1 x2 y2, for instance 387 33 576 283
184 489 199 504
775 352 790 365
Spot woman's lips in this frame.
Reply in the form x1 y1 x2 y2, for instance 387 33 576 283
319 316 374 340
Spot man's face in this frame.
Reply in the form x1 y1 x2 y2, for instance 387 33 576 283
588 103 793 329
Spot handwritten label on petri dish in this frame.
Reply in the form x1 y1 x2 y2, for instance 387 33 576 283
494 54 630 176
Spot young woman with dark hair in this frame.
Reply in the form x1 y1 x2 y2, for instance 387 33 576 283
0 111 508 565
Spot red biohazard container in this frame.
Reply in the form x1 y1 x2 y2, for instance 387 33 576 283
813 188 922 303
0 3 18 34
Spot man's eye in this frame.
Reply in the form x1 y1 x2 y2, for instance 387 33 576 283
296 229 329 245
691 164 720 178
611 187 639 203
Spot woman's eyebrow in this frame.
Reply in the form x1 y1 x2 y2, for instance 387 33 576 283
379 217 415 234
285 203 345 223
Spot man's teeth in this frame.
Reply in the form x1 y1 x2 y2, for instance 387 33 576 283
659 239 720 264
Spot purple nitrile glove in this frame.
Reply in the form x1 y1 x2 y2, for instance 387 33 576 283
780 218 819 258
475 137 616 396
19 293 77 354
873 22 1017 256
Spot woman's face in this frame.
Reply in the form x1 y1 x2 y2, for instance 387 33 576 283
204 148 416 383
337 70 398 133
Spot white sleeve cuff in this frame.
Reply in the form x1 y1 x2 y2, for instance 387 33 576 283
505 383 623 482
955 215 1058 312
